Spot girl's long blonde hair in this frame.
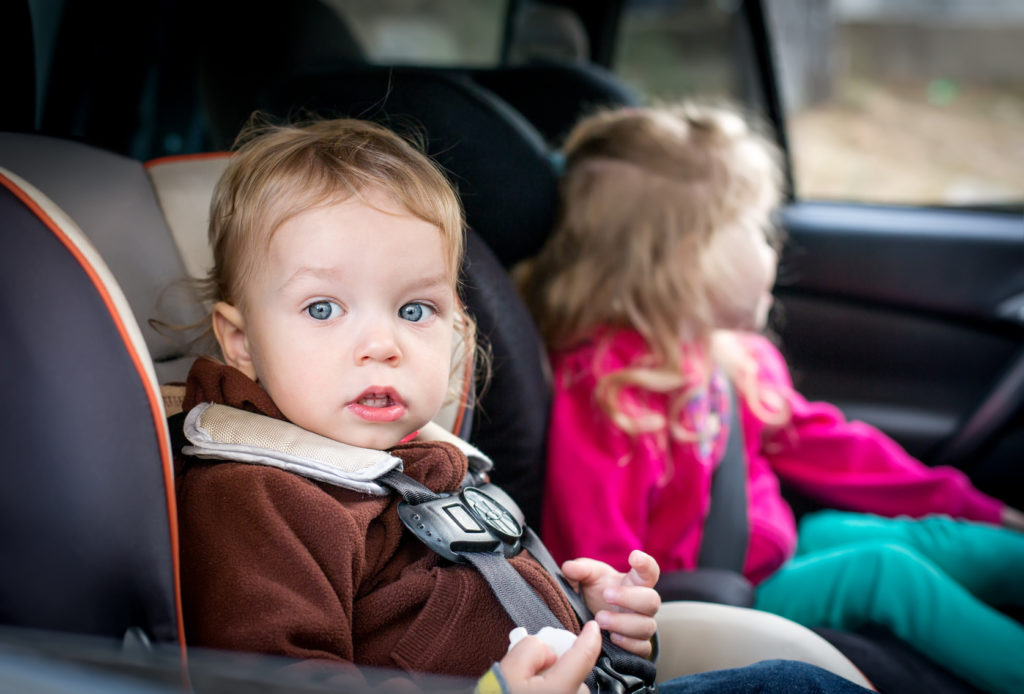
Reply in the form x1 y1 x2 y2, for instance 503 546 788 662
521 101 789 438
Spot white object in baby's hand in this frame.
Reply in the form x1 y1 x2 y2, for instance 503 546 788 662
508 626 579 657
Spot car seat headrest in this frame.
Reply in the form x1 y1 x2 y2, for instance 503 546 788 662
0 168 183 649
145 153 232 281
255 66 559 268
197 0 367 150
470 61 642 147
0 133 207 383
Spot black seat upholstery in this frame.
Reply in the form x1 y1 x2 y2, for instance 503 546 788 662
0 169 183 650
255 66 559 269
41 0 208 160
460 229 553 529
194 0 367 152
0 0 34 134
468 60 642 147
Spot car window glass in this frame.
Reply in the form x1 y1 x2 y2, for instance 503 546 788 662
613 0 750 103
324 0 507 66
766 0 1024 208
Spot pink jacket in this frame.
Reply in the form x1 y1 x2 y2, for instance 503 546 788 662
540 329 1004 585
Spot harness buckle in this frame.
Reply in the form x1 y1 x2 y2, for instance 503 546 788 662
397 487 523 563
591 656 656 694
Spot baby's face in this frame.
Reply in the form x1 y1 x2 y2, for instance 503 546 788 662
238 187 455 449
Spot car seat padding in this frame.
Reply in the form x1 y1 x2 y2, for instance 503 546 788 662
0 170 183 650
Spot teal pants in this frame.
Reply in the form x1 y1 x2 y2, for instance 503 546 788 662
754 510 1024 694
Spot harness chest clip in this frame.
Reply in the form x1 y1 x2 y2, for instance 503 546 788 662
398 487 524 563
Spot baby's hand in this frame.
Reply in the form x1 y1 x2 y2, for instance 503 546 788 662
561 550 661 658
496 620 601 694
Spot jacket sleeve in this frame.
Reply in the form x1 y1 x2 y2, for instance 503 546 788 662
176 462 368 674
540 364 663 572
749 335 1004 524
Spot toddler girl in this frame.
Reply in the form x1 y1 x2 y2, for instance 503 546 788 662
522 101 1024 694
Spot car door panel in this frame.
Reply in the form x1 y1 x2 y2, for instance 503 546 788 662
775 201 1024 506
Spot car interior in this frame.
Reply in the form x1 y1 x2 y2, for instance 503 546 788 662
0 132 871 692
3 0 1021 692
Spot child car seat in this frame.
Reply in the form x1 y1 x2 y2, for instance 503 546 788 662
0 168 184 653
0 127 879 690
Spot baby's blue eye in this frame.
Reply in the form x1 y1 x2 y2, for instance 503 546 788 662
399 302 434 322
307 301 341 321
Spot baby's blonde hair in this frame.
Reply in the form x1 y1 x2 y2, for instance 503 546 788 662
207 115 465 307
205 115 478 400
522 101 788 437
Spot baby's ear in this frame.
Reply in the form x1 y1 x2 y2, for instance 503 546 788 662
212 302 257 380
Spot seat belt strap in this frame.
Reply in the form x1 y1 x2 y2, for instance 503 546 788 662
697 382 749 572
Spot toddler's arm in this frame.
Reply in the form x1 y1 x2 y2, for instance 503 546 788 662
561 550 661 658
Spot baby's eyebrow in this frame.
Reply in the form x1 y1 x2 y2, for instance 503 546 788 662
278 265 344 290
402 273 451 294
278 267 451 295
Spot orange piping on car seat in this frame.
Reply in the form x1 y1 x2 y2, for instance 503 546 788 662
0 172 190 664
144 151 230 168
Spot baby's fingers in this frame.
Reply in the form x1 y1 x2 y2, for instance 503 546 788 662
596 611 656 658
623 550 660 588
596 609 658 642
499 635 558 682
605 632 654 659
538 621 602 694
602 584 661 618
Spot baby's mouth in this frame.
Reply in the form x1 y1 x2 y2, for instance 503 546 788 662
348 388 407 423
358 393 396 408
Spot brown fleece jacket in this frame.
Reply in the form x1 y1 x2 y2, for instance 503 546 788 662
174 357 579 683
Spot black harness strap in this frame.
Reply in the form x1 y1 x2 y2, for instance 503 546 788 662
461 552 564 634
380 469 562 632
520 527 592 622
378 469 656 693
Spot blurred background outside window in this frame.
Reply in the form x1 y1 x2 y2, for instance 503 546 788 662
312 0 1023 208
325 0 507 66
615 0 1024 209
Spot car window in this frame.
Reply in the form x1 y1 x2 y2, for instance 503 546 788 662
766 0 1024 209
325 0 508 66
